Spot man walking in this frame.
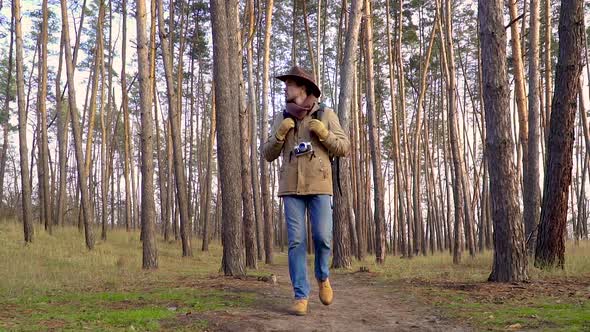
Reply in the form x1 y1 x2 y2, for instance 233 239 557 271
263 66 350 316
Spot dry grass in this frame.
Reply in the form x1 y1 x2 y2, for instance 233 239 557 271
0 219 225 299
341 241 590 283
0 220 268 331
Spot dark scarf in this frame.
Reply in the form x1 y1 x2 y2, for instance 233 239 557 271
286 95 317 120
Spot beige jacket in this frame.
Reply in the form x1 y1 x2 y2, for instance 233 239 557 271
263 103 350 196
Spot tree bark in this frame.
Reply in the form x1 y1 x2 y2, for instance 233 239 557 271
524 0 542 255
79 0 106 234
201 90 215 251
157 0 192 256
0 12 14 212
210 0 246 276
167 120 176 240
437 0 476 260
36 0 51 234
410 9 438 258
543 0 552 141
508 0 529 196
385 0 407 258
121 0 133 232
97 0 108 241
136 0 158 269
451 0 477 258
535 0 583 269
237 5 257 269
260 0 275 264
301 0 317 81
396 0 414 257
479 0 528 282
60 0 95 249
246 0 264 262
363 0 386 264
332 0 362 269
14 0 34 243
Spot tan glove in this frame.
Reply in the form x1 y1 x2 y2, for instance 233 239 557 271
309 119 329 141
275 118 295 141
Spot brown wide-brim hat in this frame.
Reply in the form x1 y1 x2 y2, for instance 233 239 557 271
275 66 321 98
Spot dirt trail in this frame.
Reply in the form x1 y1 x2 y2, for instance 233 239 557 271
184 264 470 332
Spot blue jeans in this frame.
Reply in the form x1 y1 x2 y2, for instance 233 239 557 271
283 195 333 300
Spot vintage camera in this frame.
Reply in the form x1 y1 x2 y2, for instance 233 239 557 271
293 141 313 156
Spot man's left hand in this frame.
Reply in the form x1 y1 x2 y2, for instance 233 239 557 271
309 119 329 141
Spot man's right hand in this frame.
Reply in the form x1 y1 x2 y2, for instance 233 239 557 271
275 118 295 141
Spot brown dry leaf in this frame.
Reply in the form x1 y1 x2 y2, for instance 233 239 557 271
506 323 523 330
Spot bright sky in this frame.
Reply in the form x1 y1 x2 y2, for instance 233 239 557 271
0 1 150 201
1 0 142 154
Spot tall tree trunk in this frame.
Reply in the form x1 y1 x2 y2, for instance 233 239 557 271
479 0 528 282
438 0 476 259
352 67 365 260
60 0 95 249
397 0 414 257
149 0 161 239
363 0 386 264
332 0 362 269
535 0 583 269
155 82 169 241
54 30 69 228
167 121 176 241
106 0 116 231
131 115 139 230
524 0 542 255
508 0 529 196
574 95 587 243
0 12 14 212
237 6 257 269
301 0 317 81
385 0 407 258
543 0 552 141
97 0 108 241
210 0 246 276
410 10 438 258
316 0 322 94
201 91 216 251
437 3 465 264
14 0 34 243
246 0 264 262
260 0 275 264
157 0 192 256
188 50 196 235
136 0 158 269
121 0 132 232
80 2 106 231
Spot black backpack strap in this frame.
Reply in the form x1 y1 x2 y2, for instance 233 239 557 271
312 103 326 121
313 103 343 196
336 157 343 196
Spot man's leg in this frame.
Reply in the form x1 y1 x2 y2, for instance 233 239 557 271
283 195 310 300
309 194 333 281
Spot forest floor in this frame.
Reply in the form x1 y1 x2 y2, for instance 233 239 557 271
1 220 589 331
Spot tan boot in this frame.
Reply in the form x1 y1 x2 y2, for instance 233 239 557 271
290 299 308 316
318 278 333 305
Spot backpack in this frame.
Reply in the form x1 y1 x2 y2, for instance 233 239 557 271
312 103 343 196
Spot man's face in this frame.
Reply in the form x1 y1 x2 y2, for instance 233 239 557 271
284 78 306 103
